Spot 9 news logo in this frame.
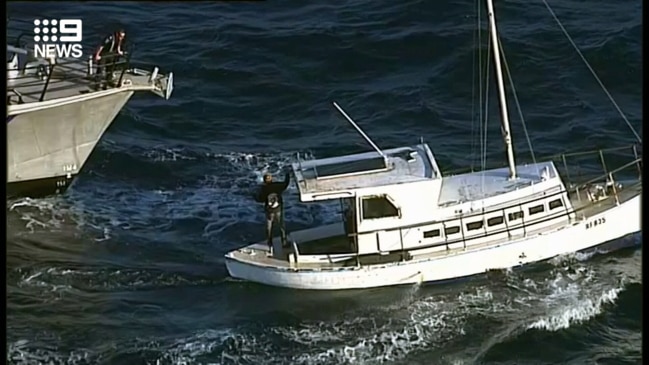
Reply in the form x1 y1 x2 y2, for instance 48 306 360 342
33 19 84 59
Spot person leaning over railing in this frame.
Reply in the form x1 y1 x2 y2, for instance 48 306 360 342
93 28 127 88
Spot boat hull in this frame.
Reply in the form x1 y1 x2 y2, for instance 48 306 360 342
225 193 641 290
7 90 134 198
7 173 78 198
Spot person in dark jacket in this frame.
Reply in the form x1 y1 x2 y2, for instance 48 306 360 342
93 28 126 87
253 170 291 254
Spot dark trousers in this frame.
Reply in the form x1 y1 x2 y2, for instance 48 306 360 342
96 54 123 86
266 209 286 249
97 58 111 78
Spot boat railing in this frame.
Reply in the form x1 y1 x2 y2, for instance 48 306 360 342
7 18 135 104
442 144 641 187
7 53 133 104
568 155 641 205
552 144 641 187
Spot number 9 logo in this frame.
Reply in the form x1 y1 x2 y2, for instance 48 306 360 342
59 19 82 43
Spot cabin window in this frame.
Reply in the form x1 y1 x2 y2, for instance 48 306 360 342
508 211 523 221
528 204 545 215
361 195 399 220
549 198 563 210
466 221 484 231
445 226 460 235
423 229 441 238
487 216 504 227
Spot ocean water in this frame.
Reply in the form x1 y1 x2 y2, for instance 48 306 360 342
6 1 642 364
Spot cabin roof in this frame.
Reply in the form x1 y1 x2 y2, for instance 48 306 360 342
437 161 561 207
291 143 441 201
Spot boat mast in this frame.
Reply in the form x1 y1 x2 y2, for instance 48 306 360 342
485 0 517 179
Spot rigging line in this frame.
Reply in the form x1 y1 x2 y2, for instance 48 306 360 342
480 30 491 170
470 0 478 171
541 0 642 144
476 0 483 172
497 36 537 165
482 27 491 193
478 0 484 172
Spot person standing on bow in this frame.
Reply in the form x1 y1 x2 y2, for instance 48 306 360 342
253 170 291 255
93 28 127 87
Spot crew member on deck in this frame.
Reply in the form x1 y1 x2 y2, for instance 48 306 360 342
93 28 126 87
253 170 291 255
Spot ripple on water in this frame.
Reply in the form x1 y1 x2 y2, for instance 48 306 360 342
6 0 641 364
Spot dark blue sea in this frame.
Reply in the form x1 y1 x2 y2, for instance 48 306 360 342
6 1 642 364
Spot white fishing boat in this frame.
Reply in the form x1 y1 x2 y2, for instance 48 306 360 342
225 0 642 290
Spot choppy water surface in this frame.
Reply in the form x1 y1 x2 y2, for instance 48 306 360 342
7 1 641 364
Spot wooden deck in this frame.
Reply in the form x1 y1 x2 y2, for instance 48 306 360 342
568 181 641 219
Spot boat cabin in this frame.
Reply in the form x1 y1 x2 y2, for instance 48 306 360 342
291 143 445 255
290 143 575 261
